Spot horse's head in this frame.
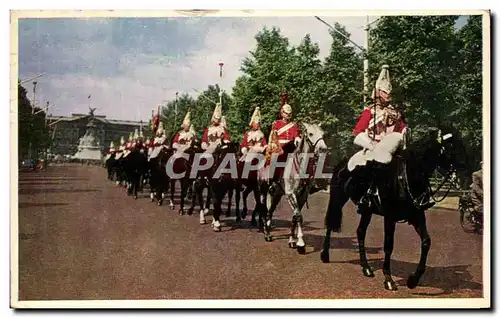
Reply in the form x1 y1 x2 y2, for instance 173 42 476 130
300 122 328 154
435 125 470 175
408 124 469 177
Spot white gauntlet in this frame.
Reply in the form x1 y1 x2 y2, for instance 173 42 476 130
354 132 375 151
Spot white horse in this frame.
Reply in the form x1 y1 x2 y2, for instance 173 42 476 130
260 122 329 253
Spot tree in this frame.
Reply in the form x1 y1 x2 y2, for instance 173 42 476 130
231 27 297 136
17 82 50 160
18 83 32 160
367 16 461 128
453 15 483 169
320 24 364 163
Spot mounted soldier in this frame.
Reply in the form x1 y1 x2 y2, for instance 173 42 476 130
172 111 196 154
348 64 434 210
240 106 267 162
272 91 301 149
150 122 168 159
265 92 301 182
201 103 230 152
104 141 116 161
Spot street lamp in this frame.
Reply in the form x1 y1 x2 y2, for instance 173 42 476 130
218 62 224 106
27 81 38 160
174 92 179 129
19 73 46 85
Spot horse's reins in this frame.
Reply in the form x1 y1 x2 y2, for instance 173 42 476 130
403 154 456 209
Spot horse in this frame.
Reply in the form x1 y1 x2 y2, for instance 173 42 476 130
320 125 469 291
208 141 242 231
259 122 329 251
238 147 267 226
166 139 201 215
148 144 173 206
104 152 117 181
122 144 150 199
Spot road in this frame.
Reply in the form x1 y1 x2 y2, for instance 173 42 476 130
17 164 483 300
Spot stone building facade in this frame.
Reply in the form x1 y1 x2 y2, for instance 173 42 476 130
46 113 150 156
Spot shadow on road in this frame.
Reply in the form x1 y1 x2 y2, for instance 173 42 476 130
19 202 69 209
19 188 100 195
331 258 482 296
18 181 72 186
302 233 383 255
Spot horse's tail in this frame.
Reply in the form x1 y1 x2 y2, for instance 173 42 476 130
324 158 350 233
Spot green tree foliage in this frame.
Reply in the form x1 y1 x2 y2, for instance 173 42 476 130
156 15 483 171
368 15 483 171
18 82 50 160
454 15 483 169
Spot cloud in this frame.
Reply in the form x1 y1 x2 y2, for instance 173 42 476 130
18 14 468 122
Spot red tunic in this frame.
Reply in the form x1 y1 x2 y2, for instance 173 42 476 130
272 119 300 145
240 130 267 152
173 130 195 146
353 107 406 141
201 125 230 146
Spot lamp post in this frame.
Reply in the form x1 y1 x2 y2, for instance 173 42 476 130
27 81 38 161
218 62 224 106
19 73 46 85
174 92 179 130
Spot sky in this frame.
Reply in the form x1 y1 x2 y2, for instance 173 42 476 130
18 14 469 122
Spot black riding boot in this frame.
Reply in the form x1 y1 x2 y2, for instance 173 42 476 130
358 161 388 206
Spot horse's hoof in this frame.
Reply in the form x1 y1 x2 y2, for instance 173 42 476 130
178 209 184 216
133 195 137 200
158 200 163 206
362 267 375 277
200 219 206 225
320 250 330 263
213 226 221 232
187 209 193 216
241 208 248 219
406 273 421 289
236 217 241 223
170 204 174 210
297 245 306 254
384 280 398 291
288 241 297 249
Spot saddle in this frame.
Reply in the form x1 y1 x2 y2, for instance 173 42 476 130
347 153 408 212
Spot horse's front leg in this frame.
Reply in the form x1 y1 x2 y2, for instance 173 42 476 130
210 182 222 232
287 193 305 253
357 208 375 277
235 181 242 222
178 179 186 215
242 185 251 220
169 179 175 210
188 180 196 215
263 189 282 242
383 217 398 291
225 184 233 217
407 212 431 289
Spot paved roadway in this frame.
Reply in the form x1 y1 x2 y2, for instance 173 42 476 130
17 164 483 300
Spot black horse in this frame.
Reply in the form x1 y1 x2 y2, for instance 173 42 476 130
122 146 149 199
104 152 117 180
321 125 468 291
149 146 173 206
210 141 242 224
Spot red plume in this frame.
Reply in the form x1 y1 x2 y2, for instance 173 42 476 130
152 105 160 134
280 91 287 107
